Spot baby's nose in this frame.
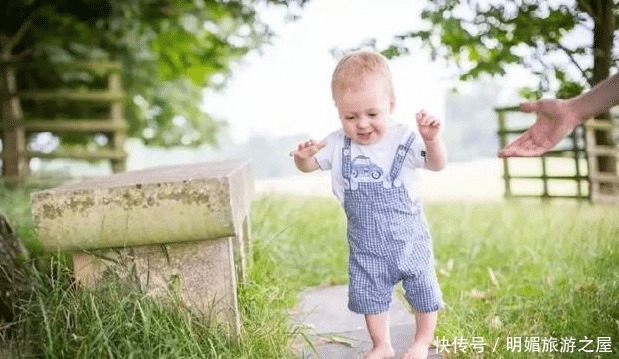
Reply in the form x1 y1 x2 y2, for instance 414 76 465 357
357 117 370 128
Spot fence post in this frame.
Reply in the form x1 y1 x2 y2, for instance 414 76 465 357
571 126 584 198
585 118 619 203
108 69 126 173
541 156 549 198
496 109 511 197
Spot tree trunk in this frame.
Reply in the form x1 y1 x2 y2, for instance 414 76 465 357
590 0 618 193
0 212 31 327
0 61 28 182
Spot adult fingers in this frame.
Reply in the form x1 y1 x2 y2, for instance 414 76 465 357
498 131 539 157
519 101 538 114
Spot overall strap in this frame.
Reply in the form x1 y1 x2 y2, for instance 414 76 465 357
342 136 352 182
388 132 416 183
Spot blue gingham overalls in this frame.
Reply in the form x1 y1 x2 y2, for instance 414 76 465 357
342 134 442 315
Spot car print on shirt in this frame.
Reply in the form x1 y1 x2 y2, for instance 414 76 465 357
349 155 384 189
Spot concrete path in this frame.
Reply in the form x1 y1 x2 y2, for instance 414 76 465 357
290 285 443 358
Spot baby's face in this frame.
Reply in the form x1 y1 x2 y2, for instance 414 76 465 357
333 74 394 145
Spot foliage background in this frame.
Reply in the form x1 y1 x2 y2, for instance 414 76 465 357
0 0 308 148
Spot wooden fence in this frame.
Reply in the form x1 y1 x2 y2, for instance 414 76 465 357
584 119 619 204
0 61 127 185
496 106 618 203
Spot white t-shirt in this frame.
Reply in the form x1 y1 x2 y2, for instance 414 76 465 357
315 122 427 203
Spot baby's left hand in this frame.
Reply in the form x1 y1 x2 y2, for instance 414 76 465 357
416 110 442 141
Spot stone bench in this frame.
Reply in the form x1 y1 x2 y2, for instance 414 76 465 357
30 161 253 336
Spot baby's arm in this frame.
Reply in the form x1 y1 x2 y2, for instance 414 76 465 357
290 139 326 173
423 137 447 171
416 110 447 171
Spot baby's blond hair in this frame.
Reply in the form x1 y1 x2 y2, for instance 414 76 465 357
331 50 395 101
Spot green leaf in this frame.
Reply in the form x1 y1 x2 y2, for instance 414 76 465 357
381 0 617 99
1 0 310 148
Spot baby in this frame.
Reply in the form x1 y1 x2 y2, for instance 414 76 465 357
290 50 447 359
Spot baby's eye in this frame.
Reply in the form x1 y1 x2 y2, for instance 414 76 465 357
368 113 377 118
345 116 356 120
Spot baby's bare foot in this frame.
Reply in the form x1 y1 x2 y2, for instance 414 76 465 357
362 345 395 359
401 341 429 359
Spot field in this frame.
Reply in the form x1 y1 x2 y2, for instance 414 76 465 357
253 195 619 358
1 183 618 358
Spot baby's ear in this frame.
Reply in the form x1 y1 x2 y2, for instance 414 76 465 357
389 98 396 114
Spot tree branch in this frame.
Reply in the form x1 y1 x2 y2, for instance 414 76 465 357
1 17 33 59
576 0 594 18
555 42 589 84
13 49 33 62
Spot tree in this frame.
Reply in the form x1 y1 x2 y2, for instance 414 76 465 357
382 0 617 174
0 0 308 149
0 0 309 326
0 212 31 326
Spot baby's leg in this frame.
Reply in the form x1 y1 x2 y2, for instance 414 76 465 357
402 311 437 359
363 312 395 359
401 270 442 358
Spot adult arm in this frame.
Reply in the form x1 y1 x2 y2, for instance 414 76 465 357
498 73 619 157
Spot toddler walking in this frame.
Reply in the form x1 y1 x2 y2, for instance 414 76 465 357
291 50 446 359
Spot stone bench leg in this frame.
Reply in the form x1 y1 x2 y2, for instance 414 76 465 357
72 236 241 337
233 215 252 282
31 161 254 338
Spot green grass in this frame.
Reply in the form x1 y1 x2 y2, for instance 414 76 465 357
250 195 348 289
250 195 618 358
0 187 41 254
11 263 299 359
426 201 619 358
1 187 302 358
2 186 618 358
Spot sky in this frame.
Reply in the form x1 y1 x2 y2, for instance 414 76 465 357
203 0 448 143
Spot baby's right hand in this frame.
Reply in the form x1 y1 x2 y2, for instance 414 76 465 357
289 139 326 159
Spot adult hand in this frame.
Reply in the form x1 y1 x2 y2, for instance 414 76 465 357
498 99 582 157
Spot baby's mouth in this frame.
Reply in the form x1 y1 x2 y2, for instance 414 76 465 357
357 131 373 140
